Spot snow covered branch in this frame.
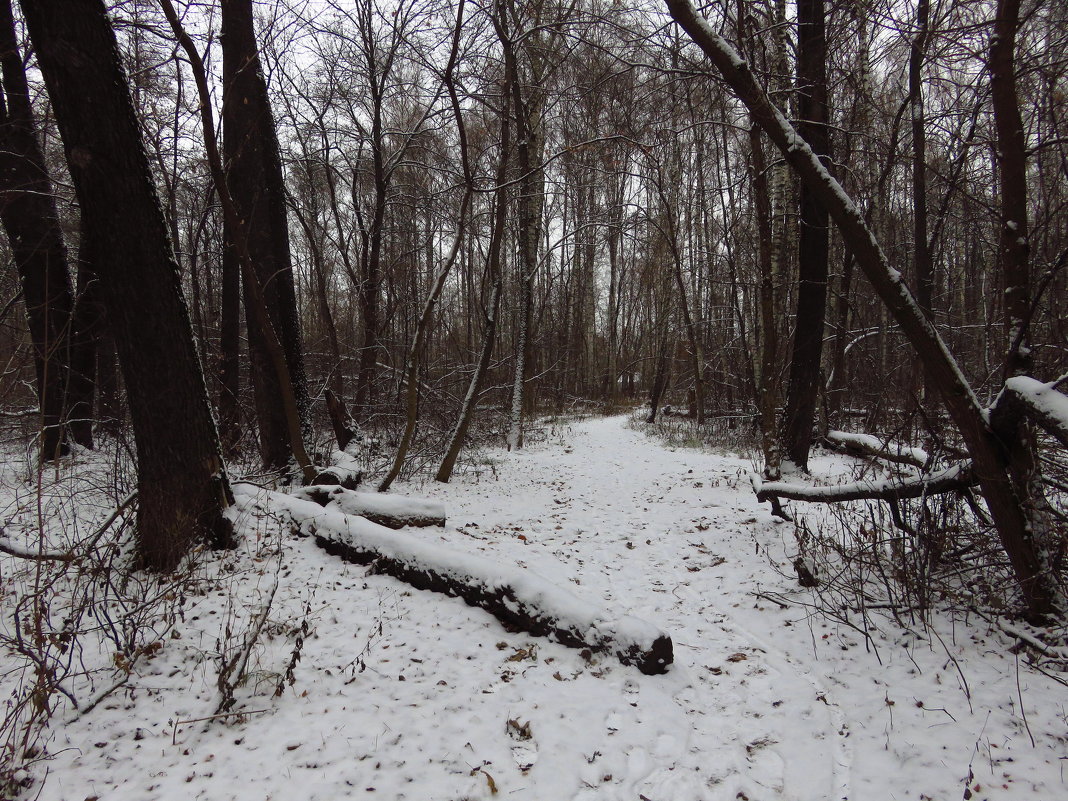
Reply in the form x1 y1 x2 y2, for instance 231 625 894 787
994 377 1068 451
0 530 72 562
822 430 928 469
755 463 977 504
292 485 446 529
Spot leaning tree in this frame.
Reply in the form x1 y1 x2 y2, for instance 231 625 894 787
21 0 232 570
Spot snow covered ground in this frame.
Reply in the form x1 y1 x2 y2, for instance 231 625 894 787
6 414 1067 800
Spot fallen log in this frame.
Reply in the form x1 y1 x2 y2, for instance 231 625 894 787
309 467 362 490
292 485 445 528
253 489 673 675
755 462 977 504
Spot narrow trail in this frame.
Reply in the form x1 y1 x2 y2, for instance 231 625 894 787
437 414 854 800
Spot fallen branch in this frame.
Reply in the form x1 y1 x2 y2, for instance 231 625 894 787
251 488 673 675
0 530 73 562
0 491 138 562
755 463 977 504
822 430 928 469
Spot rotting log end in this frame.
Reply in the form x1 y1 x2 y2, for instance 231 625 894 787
620 634 673 675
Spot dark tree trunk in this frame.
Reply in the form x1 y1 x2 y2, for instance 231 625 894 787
22 0 232 570
988 0 1055 613
0 0 74 460
910 0 934 412
781 0 832 471
218 235 242 458
221 0 308 470
67 218 104 449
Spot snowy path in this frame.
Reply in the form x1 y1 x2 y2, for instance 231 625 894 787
28 414 1067 801
436 415 851 800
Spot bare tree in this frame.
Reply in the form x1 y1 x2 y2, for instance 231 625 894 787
665 0 1060 617
0 0 75 460
221 0 309 471
23 0 232 570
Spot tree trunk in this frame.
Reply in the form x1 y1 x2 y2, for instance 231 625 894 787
161 0 314 485
221 0 309 471
437 99 511 484
749 125 784 485
0 0 75 461
910 0 934 413
497 2 544 451
988 0 1056 612
67 218 104 449
218 231 242 457
23 0 232 570
780 0 832 471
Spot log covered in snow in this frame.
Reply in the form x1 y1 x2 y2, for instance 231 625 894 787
293 485 445 529
252 489 673 675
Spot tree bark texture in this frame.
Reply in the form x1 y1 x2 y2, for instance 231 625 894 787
22 0 232 570
780 0 832 471
221 0 308 470
0 0 74 460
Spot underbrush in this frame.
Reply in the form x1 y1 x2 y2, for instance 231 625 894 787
627 407 760 457
0 428 389 797
760 470 1068 676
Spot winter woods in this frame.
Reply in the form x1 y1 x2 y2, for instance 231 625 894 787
0 0 1066 791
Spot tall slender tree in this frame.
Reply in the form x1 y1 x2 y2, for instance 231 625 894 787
780 0 832 470
221 0 309 470
0 0 75 460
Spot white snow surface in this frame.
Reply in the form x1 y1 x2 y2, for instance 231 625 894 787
6 415 1067 800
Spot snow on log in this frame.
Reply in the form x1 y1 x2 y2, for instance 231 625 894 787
823 430 928 469
309 449 364 490
755 462 977 504
246 488 673 675
997 377 1068 450
292 485 446 529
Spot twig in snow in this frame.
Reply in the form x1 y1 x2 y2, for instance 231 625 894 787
172 709 272 745
216 579 279 714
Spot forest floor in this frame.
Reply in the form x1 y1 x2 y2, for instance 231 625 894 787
5 413 1068 800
